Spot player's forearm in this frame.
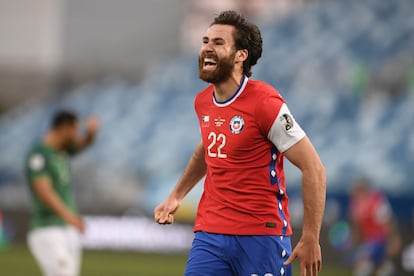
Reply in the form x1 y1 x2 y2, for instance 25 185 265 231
36 187 79 224
74 117 99 151
301 163 326 241
170 142 206 201
75 130 97 151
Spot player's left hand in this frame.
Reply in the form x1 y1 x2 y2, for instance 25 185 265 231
284 235 322 276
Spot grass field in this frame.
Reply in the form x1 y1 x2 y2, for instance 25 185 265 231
0 243 351 276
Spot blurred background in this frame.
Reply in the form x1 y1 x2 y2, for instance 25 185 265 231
0 0 413 275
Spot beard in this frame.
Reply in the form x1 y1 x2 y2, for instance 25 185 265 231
63 138 77 153
198 51 236 84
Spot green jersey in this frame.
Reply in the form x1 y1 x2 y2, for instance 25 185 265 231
25 143 76 229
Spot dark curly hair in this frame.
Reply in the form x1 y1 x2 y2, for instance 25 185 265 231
211 10 263 77
51 110 78 129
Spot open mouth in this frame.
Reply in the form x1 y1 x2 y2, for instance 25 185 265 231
203 58 217 70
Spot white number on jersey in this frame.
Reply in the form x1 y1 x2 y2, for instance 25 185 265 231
207 132 227 159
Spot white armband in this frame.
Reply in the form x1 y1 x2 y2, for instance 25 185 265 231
268 103 306 152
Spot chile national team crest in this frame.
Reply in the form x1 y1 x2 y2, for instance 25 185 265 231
229 115 245 134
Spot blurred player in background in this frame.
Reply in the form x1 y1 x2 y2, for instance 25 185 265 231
25 110 99 276
349 177 401 276
155 10 326 276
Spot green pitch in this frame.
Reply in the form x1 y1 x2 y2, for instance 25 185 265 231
0 243 351 276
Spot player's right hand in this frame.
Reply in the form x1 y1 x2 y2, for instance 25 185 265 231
284 234 322 276
85 116 100 134
154 197 181 224
68 215 86 233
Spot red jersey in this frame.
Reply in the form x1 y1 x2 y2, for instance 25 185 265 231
194 76 306 236
350 190 392 242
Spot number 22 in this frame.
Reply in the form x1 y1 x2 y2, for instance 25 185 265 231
207 132 227 158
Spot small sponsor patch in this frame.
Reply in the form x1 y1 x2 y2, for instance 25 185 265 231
201 115 210 127
280 114 294 131
214 116 226 127
29 153 45 171
229 115 244 134
265 222 276 228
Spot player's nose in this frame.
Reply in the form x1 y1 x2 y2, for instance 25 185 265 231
200 43 214 54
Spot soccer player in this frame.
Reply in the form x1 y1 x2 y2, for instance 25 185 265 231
349 178 400 276
25 110 98 276
154 10 326 276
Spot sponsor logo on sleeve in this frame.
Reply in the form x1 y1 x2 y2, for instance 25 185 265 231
280 114 294 131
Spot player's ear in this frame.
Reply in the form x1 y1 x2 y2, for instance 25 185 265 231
235 49 248 63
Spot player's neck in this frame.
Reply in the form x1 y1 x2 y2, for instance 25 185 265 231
213 73 244 102
44 131 65 151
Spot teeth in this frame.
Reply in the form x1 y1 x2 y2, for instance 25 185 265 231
204 58 216 65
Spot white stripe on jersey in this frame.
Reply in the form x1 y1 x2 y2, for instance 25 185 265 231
268 103 306 153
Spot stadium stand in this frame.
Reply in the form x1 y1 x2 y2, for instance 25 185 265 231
0 0 413 216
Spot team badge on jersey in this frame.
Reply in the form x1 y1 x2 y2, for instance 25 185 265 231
29 153 45 171
229 115 245 134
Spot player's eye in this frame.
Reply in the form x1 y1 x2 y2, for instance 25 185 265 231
213 39 225 46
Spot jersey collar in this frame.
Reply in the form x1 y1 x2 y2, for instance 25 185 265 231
213 75 248 107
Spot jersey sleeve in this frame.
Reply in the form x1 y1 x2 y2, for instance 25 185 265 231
373 194 393 224
27 151 51 182
256 94 306 153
